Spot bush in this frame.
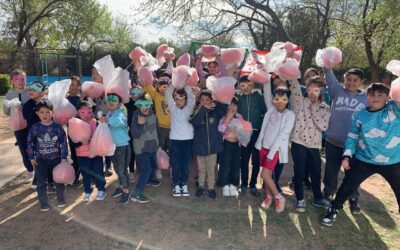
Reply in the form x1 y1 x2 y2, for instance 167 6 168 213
0 74 12 95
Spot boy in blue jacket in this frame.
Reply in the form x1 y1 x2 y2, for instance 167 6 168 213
99 93 131 204
190 90 227 200
321 83 400 226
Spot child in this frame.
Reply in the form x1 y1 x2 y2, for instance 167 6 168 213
237 75 267 197
143 78 171 179
190 90 227 200
255 87 295 213
70 101 106 201
3 69 32 184
289 76 331 212
27 99 68 211
166 84 196 197
67 75 82 184
124 85 145 174
99 93 131 204
321 83 400 226
216 96 241 196
130 98 159 203
322 67 367 214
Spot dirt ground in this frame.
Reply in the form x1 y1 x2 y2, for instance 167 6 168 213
0 101 399 249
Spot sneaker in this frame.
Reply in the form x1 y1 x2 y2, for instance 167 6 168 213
261 196 272 210
155 169 163 180
147 179 161 187
312 198 331 208
181 185 190 197
349 199 361 214
31 184 37 190
321 208 339 227
120 192 130 205
240 186 247 193
105 169 113 177
47 184 56 194
111 187 123 198
275 196 286 213
172 185 182 197
40 203 50 212
131 193 150 204
208 189 217 200
24 172 34 184
323 193 335 202
96 191 106 201
196 187 205 198
296 199 306 212
57 198 66 208
222 185 230 197
83 193 91 202
250 187 260 198
229 185 239 196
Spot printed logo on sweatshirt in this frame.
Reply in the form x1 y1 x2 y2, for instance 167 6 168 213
334 96 365 112
37 133 60 156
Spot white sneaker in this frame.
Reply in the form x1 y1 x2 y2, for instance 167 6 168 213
31 184 37 190
181 185 190 197
83 193 91 202
172 185 182 197
24 172 34 184
222 185 230 196
229 185 238 196
155 169 163 180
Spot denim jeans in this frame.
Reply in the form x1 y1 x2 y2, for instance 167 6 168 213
170 139 193 186
134 152 157 194
14 128 33 172
77 156 105 194
36 159 64 205
323 141 359 200
112 145 131 189
240 131 260 188
291 142 323 201
332 158 400 211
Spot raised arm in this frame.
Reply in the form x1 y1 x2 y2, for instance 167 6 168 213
323 67 343 98
185 85 196 112
288 79 304 114
165 84 175 109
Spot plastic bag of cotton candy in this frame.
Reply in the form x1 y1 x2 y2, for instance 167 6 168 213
157 148 170 169
67 118 91 143
48 79 77 125
387 60 400 102
3 98 27 131
197 45 220 62
248 69 270 84
229 118 253 147
90 115 116 157
138 66 154 87
156 44 175 66
82 81 105 98
105 67 131 104
172 65 192 89
315 47 342 68
220 48 245 67
129 46 160 71
53 161 75 185
206 76 237 104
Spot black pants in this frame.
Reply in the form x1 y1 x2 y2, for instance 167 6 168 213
240 131 260 188
273 163 284 192
36 159 64 206
323 141 359 200
128 135 136 173
332 158 400 212
68 136 80 180
14 128 33 172
291 142 323 201
217 141 241 186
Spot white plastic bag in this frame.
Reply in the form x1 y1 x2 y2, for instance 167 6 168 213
68 118 91 143
90 122 115 156
93 55 115 87
4 98 27 131
206 76 237 104
386 60 400 77
48 79 77 125
229 118 253 146
105 67 131 103
172 65 192 89
157 148 169 169
276 58 301 81
315 47 342 68
53 161 75 185
82 81 105 98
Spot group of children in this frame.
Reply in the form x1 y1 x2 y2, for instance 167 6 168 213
3 52 400 227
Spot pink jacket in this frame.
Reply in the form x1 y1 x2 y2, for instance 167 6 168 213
76 118 97 158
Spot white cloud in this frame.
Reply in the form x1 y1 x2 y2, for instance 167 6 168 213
358 139 366 150
383 110 396 123
365 128 386 138
348 133 359 140
373 155 390 163
343 149 352 156
386 136 400 149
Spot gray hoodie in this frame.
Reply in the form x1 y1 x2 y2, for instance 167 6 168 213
323 68 368 148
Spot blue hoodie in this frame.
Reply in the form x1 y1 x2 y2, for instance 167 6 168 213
107 108 130 147
323 68 368 148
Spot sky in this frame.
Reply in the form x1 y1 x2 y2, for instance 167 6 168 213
97 0 178 44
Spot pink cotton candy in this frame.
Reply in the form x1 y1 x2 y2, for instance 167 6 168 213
390 78 400 102
129 47 146 63
206 76 236 104
201 45 220 59
106 85 130 104
248 69 270 84
176 53 191 66
157 148 170 169
229 118 253 146
316 47 342 68
4 98 27 131
82 81 105 98
53 161 75 185
138 67 154 86
68 118 91 143
240 119 253 133
386 60 400 77
156 44 169 59
90 123 116 156
53 104 76 125
276 58 301 81
220 48 245 66
164 52 176 60
172 65 192 89
187 68 199 86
